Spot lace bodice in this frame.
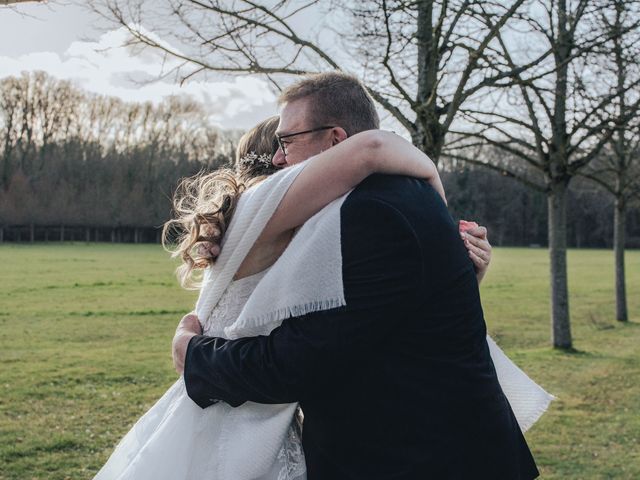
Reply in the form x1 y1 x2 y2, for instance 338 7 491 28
197 266 306 480
201 269 270 337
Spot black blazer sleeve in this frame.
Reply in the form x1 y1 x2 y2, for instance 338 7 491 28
184 190 424 408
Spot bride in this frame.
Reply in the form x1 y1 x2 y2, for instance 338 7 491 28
94 117 548 479
94 117 452 479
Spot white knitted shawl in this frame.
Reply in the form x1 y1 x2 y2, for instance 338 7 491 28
193 162 554 478
195 161 348 338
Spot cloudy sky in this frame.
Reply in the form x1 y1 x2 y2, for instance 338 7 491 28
0 1 280 130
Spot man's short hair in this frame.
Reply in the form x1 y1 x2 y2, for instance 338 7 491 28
278 71 380 136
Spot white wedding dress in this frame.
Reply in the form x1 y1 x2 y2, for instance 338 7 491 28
93 268 307 480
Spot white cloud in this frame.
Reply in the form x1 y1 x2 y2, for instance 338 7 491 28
0 27 278 130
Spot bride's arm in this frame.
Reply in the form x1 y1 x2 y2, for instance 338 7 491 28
259 129 444 242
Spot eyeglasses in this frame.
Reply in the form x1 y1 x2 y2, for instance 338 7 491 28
276 126 336 156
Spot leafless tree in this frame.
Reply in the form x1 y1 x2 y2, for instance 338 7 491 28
443 0 640 348
88 0 541 162
583 145 640 322
0 0 52 15
0 0 47 5
0 78 21 189
0 73 80 183
0 71 233 240
579 0 640 322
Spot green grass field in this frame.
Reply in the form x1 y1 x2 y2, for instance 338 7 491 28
1 244 638 479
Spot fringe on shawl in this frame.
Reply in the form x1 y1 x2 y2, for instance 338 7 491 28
224 296 347 339
517 392 556 433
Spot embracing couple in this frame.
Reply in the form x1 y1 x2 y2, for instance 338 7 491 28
94 72 552 480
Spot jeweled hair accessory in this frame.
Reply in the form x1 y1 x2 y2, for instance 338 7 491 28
238 152 273 170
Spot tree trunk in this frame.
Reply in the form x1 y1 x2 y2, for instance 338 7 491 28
411 122 443 163
29 223 34 243
111 228 116 243
44 228 48 242
548 180 572 349
60 225 64 242
0 226 3 243
414 0 443 164
614 198 628 322
85 227 91 242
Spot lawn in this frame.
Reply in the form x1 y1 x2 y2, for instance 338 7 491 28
0 244 638 479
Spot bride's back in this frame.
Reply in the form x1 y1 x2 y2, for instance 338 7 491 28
201 268 270 337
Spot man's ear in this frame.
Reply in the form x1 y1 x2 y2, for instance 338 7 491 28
331 127 349 146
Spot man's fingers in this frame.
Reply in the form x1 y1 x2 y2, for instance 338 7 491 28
180 313 202 334
173 313 201 375
173 354 184 375
183 312 199 322
172 331 197 375
196 242 221 259
172 337 184 374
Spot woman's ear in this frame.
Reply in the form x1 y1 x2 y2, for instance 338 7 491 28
331 127 349 146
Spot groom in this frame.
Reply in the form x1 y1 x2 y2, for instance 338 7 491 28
173 72 539 479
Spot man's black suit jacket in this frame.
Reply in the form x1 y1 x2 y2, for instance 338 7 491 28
184 174 539 479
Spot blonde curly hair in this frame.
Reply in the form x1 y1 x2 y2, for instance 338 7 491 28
162 116 280 289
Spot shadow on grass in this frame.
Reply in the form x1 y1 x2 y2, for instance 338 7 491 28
540 347 603 360
553 347 591 356
1 437 84 462
618 320 639 327
69 308 187 317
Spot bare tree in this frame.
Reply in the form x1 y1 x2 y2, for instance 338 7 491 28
0 0 47 5
579 0 640 322
0 71 234 241
87 0 541 162
583 145 640 322
0 77 21 189
444 0 640 349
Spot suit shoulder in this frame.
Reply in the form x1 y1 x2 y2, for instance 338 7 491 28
339 175 424 243
344 173 442 214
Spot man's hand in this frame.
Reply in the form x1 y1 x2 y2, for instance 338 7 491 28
196 241 221 261
172 312 203 375
461 225 492 284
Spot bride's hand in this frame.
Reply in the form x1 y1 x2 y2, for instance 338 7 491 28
460 224 492 284
172 312 203 375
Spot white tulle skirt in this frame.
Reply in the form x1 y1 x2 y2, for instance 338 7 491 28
93 336 552 480
93 377 306 480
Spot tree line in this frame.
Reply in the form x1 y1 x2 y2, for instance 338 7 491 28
1 70 637 246
0 71 236 243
